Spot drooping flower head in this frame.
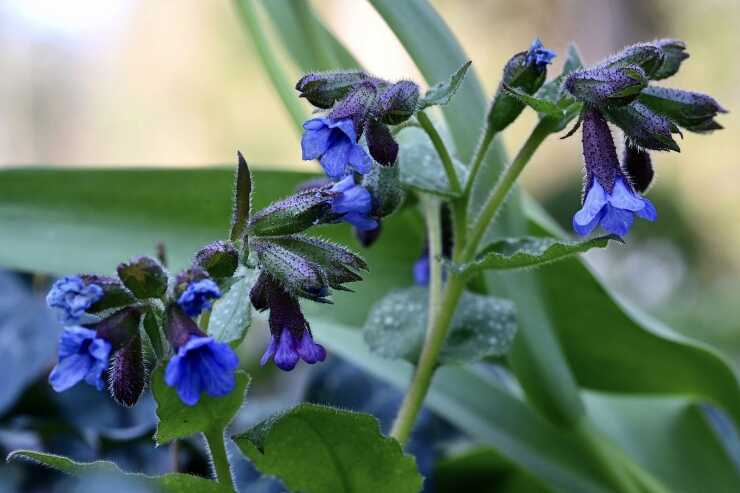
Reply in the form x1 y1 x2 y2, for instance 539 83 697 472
49 326 111 392
49 307 141 393
164 305 239 406
301 117 372 179
573 108 656 236
526 38 556 69
329 176 378 231
176 279 221 317
250 273 326 372
47 276 104 324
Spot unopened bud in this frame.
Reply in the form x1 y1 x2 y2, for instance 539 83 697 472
366 121 399 167
248 189 336 237
295 71 372 109
603 102 681 152
564 65 647 107
354 221 382 248
599 42 664 79
362 161 405 217
117 256 168 299
94 307 142 350
195 241 239 279
652 39 689 80
639 86 726 133
109 334 145 408
623 146 654 193
379 80 419 125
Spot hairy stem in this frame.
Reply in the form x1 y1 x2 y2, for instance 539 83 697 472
234 0 306 132
463 125 496 197
204 430 235 492
416 111 462 195
462 119 552 260
390 276 465 445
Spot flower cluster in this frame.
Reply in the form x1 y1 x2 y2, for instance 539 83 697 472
564 40 726 236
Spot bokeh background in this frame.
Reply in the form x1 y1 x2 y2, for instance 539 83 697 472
0 1 738 490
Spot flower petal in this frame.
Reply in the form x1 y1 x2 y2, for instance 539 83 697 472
608 178 645 211
601 205 635 236
49 354 91 392
274 330 299 371
259 336 278 367
296 330 326 364
319 139 352 179
636 197 657 221
348 143 373 174
301 126 332 160
328 118 357 141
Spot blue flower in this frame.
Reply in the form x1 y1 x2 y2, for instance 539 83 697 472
301 117 372 179
177 279 221 317
46 276 104 324
260 327 326 372
573 177 657 236
329 176 378 231
49 326 111 392
526 38 556 68
164 336 239 406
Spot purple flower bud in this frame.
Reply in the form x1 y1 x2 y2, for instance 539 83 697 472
329 176 378 231
249 271 271 312
525 38 556 69
597 42 664 79
564 65 647 107
195 241 239 279
379 80 419 125
573 108 656 236
79 274 136 314
164 306 239 406
295 71 372 109
622 146 654 193
109 334 145 407
177 279 221 317
603 102 681 152
117 256 168 300
49 326 111 392
361 162 405 218
301 117 372 180
354 222 382 248
249 188 337 237
174 267 208 299
328 82 379 136
251 238 330 302
47 276 104 325
639 86 727 133
365 121 399 166
253 277 325 371
652 39 689 80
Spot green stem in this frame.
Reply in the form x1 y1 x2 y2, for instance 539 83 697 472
390 277 465 445
204 430 235 492
463 125 496 197
234 0 307 133
462 119 552 260
416 111 462 195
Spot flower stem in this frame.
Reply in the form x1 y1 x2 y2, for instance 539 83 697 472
416 111 462 195
234 0 307 133
204 430 235 492
390 276 465 445
462 119 552 260
574 421 642 493
463 125 496 197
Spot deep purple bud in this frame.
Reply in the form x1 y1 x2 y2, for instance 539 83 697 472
622 146 654 193
94 307 143 350
354 221 382 248
365 121 399 166
603 102 681 152
639 86 727 133
109 334 145 407
165 304 206 348
328 82 379 136
255 276 325 372
379 80 420 125
117 256 168 300
79 275 136 314
564 65 647 107
295 71 371 109
251 237 330 303
249 271 271 312
652 39 689 80
248 189 336 237
195 241 239 279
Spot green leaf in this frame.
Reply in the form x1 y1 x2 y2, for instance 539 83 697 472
207 267 254 346
152 368 249 445
503 85 564 117
562 43 585 75
233 403 423 493
456 235 620 278
363 287 517 365
7 450 221 492
417 60 471 110
396 127 466 198
523 197 740 426
230 151 252 242
143 308 165 359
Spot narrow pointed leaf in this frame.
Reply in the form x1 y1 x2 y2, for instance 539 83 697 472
230 151 252 242
417 61 472 110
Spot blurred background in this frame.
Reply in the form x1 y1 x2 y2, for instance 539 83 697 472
0 1 738 491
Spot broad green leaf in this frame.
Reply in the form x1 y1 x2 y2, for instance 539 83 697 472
208 268 254 346
152 368 249 445
586 393 740 492
233 403 423 493
523 196 740 426
371 0 587 426
363 287 516 365
503 85 564 117
7 450 221 492
417 61 472 110
455 235 620 278
396 127 466 198
313 322 610 493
